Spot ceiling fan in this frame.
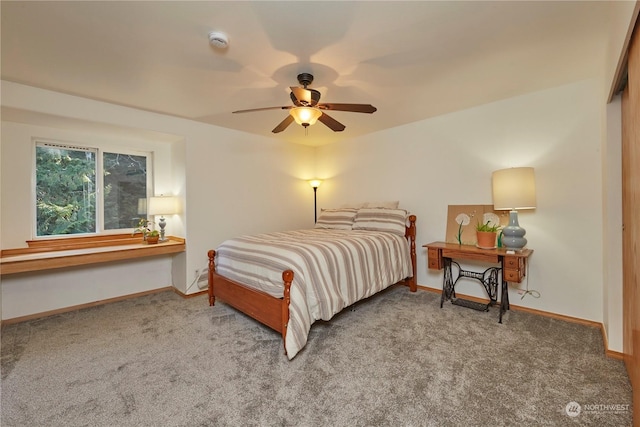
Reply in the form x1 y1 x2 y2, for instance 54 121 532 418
232 73 377 133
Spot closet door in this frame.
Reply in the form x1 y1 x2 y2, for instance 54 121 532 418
621 21 640 425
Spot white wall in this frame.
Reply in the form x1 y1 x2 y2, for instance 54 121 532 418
1 257 173 320
0 81 315 319
316 79 608 326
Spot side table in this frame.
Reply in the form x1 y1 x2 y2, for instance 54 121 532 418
424 242 533 323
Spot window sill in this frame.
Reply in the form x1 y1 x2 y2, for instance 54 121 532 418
0 234 185 275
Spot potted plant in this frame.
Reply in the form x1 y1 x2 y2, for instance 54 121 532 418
476 220 500 249
145 230 160 245
133 218 159 244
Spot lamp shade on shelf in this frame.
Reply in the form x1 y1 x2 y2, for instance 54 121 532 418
290 107 322 127
491 167 536 210
147 196 178 216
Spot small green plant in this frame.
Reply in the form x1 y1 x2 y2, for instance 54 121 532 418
132 218 155 236
476 220 500 233
147 230 159 237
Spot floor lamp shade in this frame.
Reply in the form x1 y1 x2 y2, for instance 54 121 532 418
491 167 536 250
308 179 323 189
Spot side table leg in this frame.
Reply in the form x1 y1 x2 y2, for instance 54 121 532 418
499 279 509 323
441 257 454 308
487 267 500 305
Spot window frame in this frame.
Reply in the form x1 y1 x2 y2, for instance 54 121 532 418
32 139 154 239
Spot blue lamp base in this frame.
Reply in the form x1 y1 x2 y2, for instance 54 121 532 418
502 210 527 250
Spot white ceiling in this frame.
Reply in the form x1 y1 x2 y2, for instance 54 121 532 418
0 1 632 147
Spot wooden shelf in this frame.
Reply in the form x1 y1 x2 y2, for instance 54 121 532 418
0 235 185 275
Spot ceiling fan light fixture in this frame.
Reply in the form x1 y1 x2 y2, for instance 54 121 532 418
289 107 322 127
290 107 322 127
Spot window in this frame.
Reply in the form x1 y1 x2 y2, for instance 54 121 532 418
102 152 149 230
35 141 151 237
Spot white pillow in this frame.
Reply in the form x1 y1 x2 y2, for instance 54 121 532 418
352 208 408 236
315 208 358 230
363 201 400 209
339 202 367 209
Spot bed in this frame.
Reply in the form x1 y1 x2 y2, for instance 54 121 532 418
208 208 417 359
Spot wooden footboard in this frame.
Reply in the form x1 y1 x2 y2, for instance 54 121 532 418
208 250 292 353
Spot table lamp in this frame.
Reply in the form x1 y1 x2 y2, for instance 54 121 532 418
491 167 536 250
147 195 178 242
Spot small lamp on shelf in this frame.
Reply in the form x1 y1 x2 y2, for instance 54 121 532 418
491 167 536 250
147 195 178 242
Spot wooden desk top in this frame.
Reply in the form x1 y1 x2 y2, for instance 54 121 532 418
1 237 185 275
424 241 533 263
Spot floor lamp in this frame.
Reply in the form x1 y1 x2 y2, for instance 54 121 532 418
308 179 323 223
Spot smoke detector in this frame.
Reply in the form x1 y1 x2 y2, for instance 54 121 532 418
208 31 229 49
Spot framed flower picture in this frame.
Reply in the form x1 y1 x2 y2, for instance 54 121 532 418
445 204 508 246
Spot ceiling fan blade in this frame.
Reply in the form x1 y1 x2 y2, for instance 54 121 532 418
290 87 312 106
318 112 346 132
318 103 377 114
232 106 291 114
272 115 295 133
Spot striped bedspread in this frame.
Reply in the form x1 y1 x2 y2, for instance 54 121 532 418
215 228 413 359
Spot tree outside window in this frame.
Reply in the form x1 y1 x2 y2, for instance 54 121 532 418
35 142 149 237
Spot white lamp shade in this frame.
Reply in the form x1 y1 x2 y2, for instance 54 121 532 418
290 107 322 126
492 167 536 210
308 179 323 188
147 196 178 215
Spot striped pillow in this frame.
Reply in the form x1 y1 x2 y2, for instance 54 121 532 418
315 208 358 230
352 208 408 236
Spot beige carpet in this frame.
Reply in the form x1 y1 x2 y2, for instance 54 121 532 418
1 285 633 426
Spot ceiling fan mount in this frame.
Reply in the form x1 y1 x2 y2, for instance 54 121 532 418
296 72 314 88
232 73 377 134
